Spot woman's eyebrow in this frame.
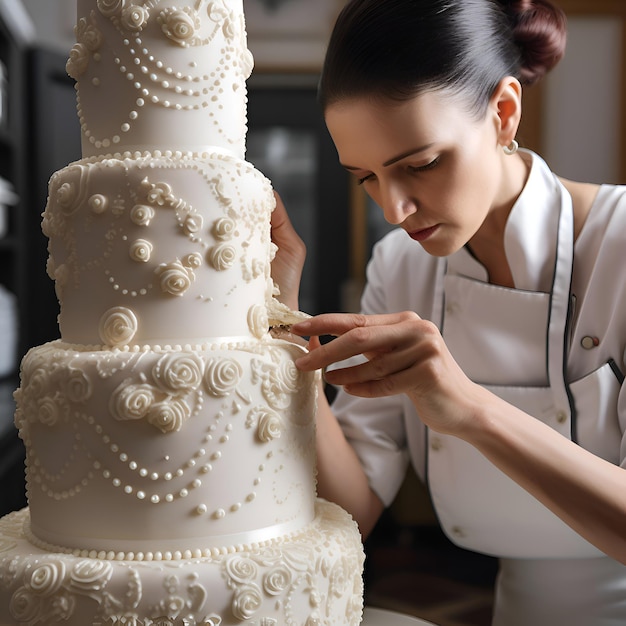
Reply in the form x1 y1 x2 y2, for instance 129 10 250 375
340 143 434 171
383 144 434 167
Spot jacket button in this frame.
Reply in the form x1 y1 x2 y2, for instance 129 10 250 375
581 336 599 350
431 437 442 451
556 410 568 424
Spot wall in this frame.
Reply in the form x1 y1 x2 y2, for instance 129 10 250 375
544 15 623 183
21 0 74 53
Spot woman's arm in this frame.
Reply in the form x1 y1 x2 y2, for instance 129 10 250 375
292 311 626 564
466 389 626 564
270 197 384 537
311 340 385 538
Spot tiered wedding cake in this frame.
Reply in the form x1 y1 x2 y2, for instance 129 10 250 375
0 1 364 624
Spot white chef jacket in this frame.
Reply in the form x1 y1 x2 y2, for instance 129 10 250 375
331 151 626 624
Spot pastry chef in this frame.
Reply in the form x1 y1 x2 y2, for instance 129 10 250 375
271 1 626 624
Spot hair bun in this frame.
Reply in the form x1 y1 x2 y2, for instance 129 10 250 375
499 0 567 84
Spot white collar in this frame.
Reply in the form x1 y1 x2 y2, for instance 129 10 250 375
448 150 567 292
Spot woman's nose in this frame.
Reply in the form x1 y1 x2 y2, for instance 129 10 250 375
379 182 418 225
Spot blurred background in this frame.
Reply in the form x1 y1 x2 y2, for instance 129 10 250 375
0 1 623 623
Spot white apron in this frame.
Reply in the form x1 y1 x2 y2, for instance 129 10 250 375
426 169 604 559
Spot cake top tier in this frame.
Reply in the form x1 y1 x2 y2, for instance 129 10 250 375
70 0 252 159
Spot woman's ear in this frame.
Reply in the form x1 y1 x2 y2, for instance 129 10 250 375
489 76 523 148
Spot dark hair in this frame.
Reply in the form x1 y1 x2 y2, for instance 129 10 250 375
319 0 567 117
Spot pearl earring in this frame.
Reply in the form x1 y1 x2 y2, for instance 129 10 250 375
503 139 519 155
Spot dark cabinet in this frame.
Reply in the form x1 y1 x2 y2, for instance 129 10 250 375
0 14 27 516
247 74 350 316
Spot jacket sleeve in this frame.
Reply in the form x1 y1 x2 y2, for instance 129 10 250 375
330 229 440 506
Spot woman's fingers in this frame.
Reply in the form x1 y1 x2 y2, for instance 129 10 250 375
270 191 306 310
294 311 431 374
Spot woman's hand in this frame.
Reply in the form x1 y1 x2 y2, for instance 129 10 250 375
270 192 306 311
292 311 487 437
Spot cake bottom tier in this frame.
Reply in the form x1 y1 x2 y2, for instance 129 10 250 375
0 500 364 626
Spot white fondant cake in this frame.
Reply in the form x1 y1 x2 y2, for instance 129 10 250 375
0 1 365 624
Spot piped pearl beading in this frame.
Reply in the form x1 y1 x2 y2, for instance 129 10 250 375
77 32 247 151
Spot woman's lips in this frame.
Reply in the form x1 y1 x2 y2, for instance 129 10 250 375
407 225 440 242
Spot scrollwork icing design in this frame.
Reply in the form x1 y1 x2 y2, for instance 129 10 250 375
45 161 272 342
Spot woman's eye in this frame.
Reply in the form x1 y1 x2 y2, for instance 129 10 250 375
357 173 375 186
409 157 440 173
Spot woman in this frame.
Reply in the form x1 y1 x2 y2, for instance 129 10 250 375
271 1 626 623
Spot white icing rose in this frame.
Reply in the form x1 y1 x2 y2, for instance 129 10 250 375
9 587 39 623
110 382 155 421
231 583 262 621
263 566 292 596
99 306 138 346
57 183 76 209
262 365 299 411
37 397 60 427
27 367 49 397
68 560 113 593
153 353 204 393
160 8 199 46
65 369 92 403
202 617 222 626
225 557 258 584
89 194 108 214
245 405 278 430
97 0 125 17
121 4 149 31
146 398 190 433
76 17 102 52
56 167 89 216
145 180 175 206
212 217 236 241
183 213 203 235
66 43 90 79
257 409 282 443
208 243 236 271
130 204 155 226
204 358 242 397
129 238 153 263
183 253 202 269
155 260 195 297
28 560 66 596
247 304 268 339
277 360 300 394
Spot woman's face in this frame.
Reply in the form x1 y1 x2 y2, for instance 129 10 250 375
325 90 515 257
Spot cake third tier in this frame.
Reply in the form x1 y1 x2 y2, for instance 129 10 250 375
16 338 317 554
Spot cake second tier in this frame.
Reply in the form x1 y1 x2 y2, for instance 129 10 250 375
43 152 275 346
15 338 318 554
